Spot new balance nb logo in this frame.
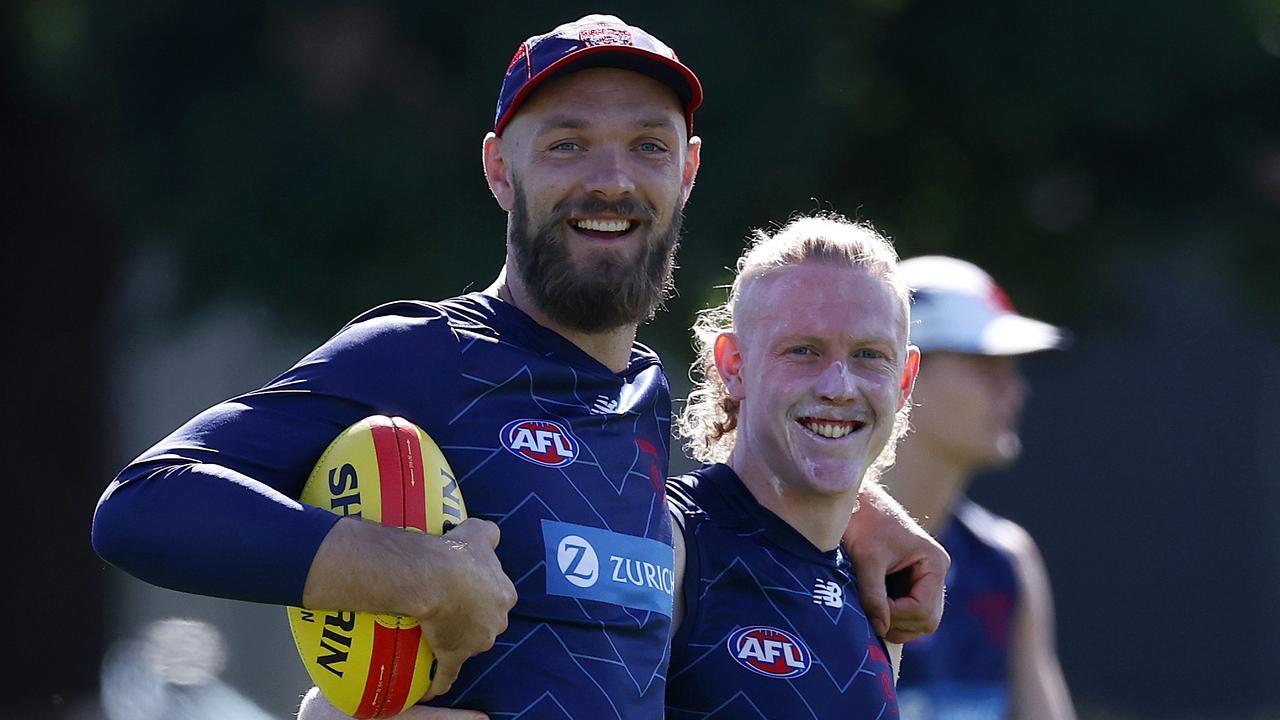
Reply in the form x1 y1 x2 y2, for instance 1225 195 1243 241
813 579 843 608
591 395 619 415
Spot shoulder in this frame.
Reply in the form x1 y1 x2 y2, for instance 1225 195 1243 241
955 500 1047 591
630 340 665 371
342 298 476 336
323 296 514 359
666 465 725 524
265 299 468 399
665 473 701 519
955 500 1034 556
323 300 458 351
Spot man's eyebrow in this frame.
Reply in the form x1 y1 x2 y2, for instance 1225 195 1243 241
772 332 899 349
536 116 588 132
636 117 680 131
768 332 821 349
533 116 680 133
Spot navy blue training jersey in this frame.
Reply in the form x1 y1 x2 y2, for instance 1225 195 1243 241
897 499 1018 720
94 294 675 719
665 464 898 719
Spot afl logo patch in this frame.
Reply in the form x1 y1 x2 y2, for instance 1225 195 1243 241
727 626 812 679
500 419 580 468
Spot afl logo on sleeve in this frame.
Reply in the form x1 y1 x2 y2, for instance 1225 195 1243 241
500 419 580 468
727 626 812 679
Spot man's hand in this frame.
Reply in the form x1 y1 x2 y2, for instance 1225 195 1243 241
298 687 488 720
843 482 948 643
302 516 517 702
417 518 518 699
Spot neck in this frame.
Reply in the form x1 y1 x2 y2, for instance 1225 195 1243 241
485 266 639 374
878 441 972 536
725 446 859 552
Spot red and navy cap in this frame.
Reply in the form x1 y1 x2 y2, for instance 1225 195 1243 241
494 14 703 137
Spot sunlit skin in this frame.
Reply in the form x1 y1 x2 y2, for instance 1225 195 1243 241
882 347 1077 719
482 68 701 371
715 262 920 550
885 351 1028 534
909 352 1028 474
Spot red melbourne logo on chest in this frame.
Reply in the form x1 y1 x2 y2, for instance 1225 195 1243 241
500 419 580 468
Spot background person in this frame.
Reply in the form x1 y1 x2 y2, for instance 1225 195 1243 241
882 255 1076 720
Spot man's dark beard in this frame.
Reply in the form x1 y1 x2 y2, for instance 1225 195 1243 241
508 181 682 334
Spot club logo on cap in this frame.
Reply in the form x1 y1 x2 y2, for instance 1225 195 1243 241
580 26 633 47
501 419 580 468
726 626 812 678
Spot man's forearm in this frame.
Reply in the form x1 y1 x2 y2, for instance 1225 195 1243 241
858 479 917 529
845 479 949 642
303 516 448 617
93 460 340 605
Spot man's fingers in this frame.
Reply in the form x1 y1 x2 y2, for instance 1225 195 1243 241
847 536 893 638
882 567 926 643
476 518 502 549
883 596 926 643
426 656 461 702
882 566 946 643
448 518 502 549
903 560 946 632
885 567 915 599
856 569 892 638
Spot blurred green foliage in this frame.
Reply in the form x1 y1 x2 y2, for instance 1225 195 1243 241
13 0 1278 340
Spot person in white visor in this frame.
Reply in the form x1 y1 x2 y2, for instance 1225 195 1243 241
871 255 1077 720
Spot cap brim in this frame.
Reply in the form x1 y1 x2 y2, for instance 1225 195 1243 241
495 45 703 136
974 314 1070 355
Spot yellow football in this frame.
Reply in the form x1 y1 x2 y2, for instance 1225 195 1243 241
287 415 466 718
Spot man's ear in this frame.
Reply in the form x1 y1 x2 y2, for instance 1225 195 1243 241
713 332 746 400
679 136 702 206
897 345 921 411
482 132 515 212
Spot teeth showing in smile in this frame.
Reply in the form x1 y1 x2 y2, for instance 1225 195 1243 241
798 418 861 439
574 218 632 233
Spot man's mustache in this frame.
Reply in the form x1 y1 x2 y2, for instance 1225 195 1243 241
549 195 659 225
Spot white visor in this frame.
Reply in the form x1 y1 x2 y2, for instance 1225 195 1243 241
901 255 1069 356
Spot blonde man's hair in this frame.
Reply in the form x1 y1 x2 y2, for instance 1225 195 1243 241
676 212 912 480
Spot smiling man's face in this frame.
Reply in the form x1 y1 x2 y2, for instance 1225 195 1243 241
718 261 916 500
490 67 700 332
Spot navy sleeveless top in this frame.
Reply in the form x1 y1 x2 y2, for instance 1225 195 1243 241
897 498 1019 719
665 464 898 719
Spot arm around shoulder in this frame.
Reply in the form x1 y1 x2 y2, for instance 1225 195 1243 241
842 480 949 643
